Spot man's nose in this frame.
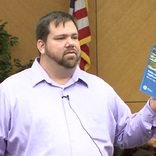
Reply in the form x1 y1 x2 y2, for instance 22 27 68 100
66 37 75 46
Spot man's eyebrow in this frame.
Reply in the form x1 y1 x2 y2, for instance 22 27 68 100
55 33 78 37
72 33 78 35
73 33 78 36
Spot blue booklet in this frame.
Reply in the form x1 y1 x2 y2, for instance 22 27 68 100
140 45 156 98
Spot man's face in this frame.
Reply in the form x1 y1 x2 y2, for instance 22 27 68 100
41 20 81 69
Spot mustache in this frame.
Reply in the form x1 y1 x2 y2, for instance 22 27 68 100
64 47 77 54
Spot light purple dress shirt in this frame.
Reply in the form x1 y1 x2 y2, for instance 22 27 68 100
0 58 156 156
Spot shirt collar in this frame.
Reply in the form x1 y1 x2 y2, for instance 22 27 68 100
30 57 88 88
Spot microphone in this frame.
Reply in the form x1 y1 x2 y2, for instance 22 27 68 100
62 95 69 100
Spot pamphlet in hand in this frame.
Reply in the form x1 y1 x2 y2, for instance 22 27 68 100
140 44 156 98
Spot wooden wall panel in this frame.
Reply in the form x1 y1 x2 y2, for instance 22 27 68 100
87 0 97 75
126 102 146 113
0 0 96 74
97 0 156 104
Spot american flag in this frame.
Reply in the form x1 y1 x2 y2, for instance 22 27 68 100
69 0 91 71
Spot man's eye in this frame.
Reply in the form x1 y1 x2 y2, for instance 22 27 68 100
72 36 78 39
55 37 65 40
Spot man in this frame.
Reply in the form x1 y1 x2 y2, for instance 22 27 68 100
0 11 156 156
133 137 156 156
121 137 156 156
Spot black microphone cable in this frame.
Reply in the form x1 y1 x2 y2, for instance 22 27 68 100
62 95 103 156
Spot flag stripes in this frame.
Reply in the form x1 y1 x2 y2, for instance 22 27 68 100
69 0 91 71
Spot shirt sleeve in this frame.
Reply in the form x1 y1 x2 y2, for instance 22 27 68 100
115 98 156 149
139 101 156 136
0 84 10 155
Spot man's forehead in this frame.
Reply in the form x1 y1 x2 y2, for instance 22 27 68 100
49 20 75 28
49 21 78 34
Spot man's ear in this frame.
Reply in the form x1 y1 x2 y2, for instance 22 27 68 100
37 39 45 54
